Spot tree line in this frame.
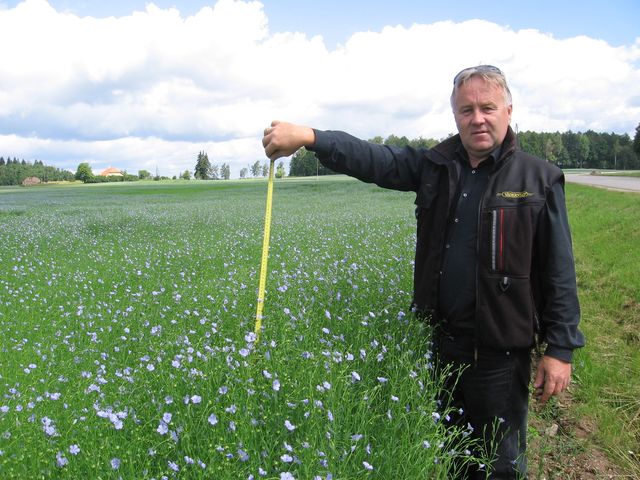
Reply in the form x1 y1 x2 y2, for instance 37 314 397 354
289 124 640 176
238 160 286 179
518 128 639 169
191 151 232 180
4 124 638 185
194 152 286 180
72 152 285 183
0 157 74 185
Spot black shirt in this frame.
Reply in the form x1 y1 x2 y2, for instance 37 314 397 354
437 146 500 335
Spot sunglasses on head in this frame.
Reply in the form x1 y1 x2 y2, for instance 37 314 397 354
453 65 504 84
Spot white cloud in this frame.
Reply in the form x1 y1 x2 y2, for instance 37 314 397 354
1 0 639 177
0 133 263 178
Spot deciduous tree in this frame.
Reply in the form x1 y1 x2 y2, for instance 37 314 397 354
210 163 219 180
220 163 231 180
289 148 335 177
75 162 94 183
250 160 261 177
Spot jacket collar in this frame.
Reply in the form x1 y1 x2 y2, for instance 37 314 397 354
431 126 517 165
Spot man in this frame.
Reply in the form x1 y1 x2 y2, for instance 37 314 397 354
262 65 585 479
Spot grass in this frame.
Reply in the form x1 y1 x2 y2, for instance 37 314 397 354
526 183 640 478
1 178 638 478
565 184 640 474
0 179 486 479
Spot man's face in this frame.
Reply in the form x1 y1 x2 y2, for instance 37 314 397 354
453 76 512 162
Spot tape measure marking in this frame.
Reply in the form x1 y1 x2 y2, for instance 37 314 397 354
254 159 275 338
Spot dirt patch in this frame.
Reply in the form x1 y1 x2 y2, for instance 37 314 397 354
528 391 628 479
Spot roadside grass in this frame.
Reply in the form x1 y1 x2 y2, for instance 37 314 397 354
596 170 640 177
570 184 640 473
528 183 640 478
562 168 640 177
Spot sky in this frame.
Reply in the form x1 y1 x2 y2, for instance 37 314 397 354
0 0 639 178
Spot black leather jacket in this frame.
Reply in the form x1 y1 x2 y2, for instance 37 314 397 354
310 127 585 362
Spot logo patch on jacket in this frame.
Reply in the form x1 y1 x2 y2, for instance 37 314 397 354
496 191 534 199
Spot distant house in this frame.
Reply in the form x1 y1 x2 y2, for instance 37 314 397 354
98 167 124 177
22 176 42 186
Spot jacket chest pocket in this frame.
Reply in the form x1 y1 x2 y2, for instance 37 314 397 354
484 204 540 276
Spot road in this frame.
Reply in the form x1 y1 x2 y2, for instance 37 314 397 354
564 173 640 192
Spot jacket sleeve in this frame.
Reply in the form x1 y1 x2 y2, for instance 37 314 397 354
308 129 424 192
539 181 586 362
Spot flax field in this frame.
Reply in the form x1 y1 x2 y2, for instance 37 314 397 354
0 179 485 479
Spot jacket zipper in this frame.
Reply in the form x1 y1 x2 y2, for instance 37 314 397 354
490 208 505 272
474 185 484 368
499 208 505 271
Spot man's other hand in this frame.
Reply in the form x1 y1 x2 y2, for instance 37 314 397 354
534 355 572 405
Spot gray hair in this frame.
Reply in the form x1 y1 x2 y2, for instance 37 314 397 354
450 65 512 109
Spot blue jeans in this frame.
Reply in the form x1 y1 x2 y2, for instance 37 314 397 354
436 334 531 479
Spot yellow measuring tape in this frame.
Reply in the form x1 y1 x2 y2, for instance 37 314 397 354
254 159 275 339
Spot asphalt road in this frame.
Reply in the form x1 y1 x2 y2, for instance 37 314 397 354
564 173 640 192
